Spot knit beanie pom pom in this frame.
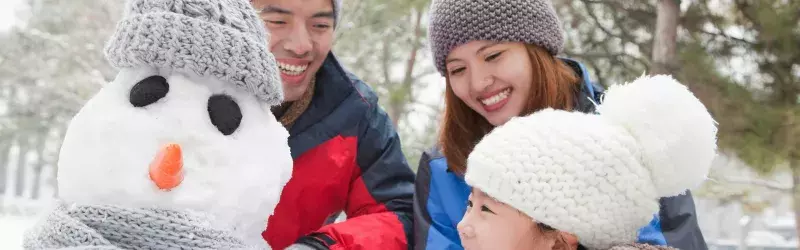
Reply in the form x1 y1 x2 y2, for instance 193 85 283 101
596 74 718 197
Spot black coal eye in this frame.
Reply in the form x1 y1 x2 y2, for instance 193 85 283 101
207 94 242 136
130 75 169 107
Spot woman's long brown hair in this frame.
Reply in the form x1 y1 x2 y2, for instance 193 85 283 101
439 44 581 174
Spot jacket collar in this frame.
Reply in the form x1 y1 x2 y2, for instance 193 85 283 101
287 52 355 137
559 58 601 113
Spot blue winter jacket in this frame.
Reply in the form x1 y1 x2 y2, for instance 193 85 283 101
412 59 708 250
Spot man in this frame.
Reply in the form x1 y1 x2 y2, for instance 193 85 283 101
250 0 415 249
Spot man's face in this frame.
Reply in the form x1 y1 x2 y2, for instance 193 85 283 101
253 0 335 102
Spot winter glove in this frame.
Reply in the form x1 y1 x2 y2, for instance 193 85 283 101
285 243 317 250
286 234 330 250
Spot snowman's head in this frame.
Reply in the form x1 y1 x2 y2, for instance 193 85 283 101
57 66 293 239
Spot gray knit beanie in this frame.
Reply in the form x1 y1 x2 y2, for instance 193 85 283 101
333 0 342 27
428 0 565 76
105 0 283 105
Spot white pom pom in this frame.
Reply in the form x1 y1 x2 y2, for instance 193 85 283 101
597 75 718 197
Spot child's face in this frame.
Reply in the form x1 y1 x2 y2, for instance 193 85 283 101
457 189 557 250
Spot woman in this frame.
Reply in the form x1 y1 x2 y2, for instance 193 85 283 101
456 74 717 250
412 0 707 249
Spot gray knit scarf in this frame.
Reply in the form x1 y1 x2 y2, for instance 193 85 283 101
607 243 679 250
23 202 261 250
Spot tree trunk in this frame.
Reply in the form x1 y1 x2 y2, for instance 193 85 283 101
0 86 16 196
14 136 30 198
737 214 754 250
389 7 425 129
651 0 680 75
0 135 10 196
792 160 800 248
380 36 396 124
30 130 48 199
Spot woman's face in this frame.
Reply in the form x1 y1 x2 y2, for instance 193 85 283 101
457 189 557 250
445 41 534 126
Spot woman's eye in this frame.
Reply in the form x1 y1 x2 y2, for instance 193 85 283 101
481 205 495 214
467 200 473 207
486 52 503 61
266 20 286 25
449 67 465 75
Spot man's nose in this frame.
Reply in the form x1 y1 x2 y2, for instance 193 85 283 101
283 24 313 57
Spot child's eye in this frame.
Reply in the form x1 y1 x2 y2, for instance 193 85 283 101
481 205 495 214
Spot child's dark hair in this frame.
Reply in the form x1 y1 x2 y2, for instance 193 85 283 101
537 222 556 232
537 222 587 250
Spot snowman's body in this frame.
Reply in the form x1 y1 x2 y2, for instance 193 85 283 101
55 66 293 248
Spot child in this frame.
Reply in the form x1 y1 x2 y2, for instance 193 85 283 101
459 75 717 250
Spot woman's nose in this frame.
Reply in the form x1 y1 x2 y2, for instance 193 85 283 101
470 69 494 92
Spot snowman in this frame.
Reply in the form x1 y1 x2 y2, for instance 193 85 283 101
23 0 292 249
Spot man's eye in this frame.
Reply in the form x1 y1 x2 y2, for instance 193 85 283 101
266 20 286 25
314 24 331 29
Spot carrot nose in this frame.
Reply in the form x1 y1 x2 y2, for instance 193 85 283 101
149 143 183 191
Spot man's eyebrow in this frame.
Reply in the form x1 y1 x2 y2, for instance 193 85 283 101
311 11 335 19
258 6 334 20
259 5 292 15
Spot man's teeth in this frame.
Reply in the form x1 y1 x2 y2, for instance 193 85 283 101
278 62 308 76
481 89 511 106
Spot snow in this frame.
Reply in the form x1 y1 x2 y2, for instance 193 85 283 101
0 0 22 31
0 214 36 249
54 66 293 247
0 196 51 250
711 230 799 248
765 215 796 229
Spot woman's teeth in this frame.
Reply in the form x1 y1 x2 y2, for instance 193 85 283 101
480 89 511 106
278 62 308 76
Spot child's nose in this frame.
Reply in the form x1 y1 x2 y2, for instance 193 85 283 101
458 224 475 239
457 217 476 239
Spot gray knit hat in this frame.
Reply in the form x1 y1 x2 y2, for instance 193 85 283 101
105 0 283 105
332 0 342 27
428 0 565 76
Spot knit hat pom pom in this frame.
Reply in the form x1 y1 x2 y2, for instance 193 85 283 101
596 74 718 197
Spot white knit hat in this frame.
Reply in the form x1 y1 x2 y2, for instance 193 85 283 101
464 75 718 250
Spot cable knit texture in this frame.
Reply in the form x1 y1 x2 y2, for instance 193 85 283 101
607 243 679 250
464 75 717 250
332 0 342 27
104 0 283 105
428 0 565 75
23 202 259 250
